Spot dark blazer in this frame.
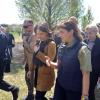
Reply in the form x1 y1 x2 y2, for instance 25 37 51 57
0 33 7 60
91 37 100 74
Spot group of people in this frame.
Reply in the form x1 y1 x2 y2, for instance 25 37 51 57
0 24 19 100
22 17 100 100
0 16 100 100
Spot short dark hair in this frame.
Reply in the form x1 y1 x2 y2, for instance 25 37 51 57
23 19 33 25
34 23 51 37
97 23 100 28
1 24 8 27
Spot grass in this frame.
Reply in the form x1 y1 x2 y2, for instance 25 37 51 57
0 58 27 100
0 63 54 100
12 32 22 43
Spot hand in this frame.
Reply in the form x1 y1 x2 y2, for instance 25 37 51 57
30 42 35 51
27 71 33 79
23 37 28 47
34 45 39 52
45 56 51 67
12 40 15 45
81 95 89 100
23 42 28 48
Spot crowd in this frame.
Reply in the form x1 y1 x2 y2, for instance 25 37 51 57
0 16 100 100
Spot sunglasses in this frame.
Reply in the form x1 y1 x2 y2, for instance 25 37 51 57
23 25 33 28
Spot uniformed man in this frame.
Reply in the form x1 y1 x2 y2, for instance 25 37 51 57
22 20 35 100
0 25 19 100
1 24 15 73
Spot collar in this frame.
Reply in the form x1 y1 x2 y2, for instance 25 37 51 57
65 38 77 48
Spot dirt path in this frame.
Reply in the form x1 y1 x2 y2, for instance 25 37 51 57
10 42 24 74
12 42 24 64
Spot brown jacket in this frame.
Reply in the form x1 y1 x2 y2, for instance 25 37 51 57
23 34 35 71
34 41 56 91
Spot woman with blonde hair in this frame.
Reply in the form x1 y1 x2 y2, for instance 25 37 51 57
85 25 100 100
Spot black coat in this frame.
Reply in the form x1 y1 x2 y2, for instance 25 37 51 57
0 33 7 60
91 37 100 74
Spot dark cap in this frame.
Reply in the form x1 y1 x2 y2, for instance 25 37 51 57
23 19 33 26
97 23 100 27
1 24 8 27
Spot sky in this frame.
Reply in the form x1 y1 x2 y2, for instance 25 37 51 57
0 0 22 24
0 0 100 24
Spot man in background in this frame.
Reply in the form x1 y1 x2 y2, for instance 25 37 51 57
85 25 100 100
22 20 35 100
0 26 19 100
1 24 15 73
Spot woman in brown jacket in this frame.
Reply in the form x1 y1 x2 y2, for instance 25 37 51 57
28 23 56 100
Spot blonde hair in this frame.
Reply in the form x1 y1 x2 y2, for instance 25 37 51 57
85 24 100 38
85 24 98 33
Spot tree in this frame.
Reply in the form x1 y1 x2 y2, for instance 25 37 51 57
16 0 68 29
67 0 84 19
81 7 94 30
16 0 84 29
9 24 22 35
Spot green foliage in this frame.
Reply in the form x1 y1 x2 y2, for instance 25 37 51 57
67 0 84 19
16 0 67 29
81 7 94 30
16 0 84 30
8 24 22 42
16 0 93 30
9 24 22 34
